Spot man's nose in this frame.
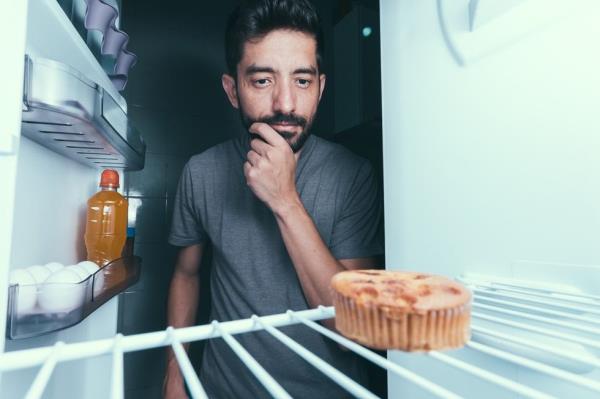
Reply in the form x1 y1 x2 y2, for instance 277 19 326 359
272 82 296 114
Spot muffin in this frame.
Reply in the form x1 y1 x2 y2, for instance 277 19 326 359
331 270 471 351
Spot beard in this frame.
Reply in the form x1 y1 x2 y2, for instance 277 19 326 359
238 107 314 153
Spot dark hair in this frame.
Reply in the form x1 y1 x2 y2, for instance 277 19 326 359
225 0 324 77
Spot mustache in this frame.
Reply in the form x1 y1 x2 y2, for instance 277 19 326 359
258 112 307 127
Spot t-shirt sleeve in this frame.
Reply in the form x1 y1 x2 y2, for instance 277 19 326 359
168 161 209 247
329 160 384 260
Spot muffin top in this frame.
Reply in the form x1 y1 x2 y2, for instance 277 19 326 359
331 269 471 314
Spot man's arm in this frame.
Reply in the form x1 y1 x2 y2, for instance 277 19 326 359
274 197 378 308
244 123 380 328
163 244 204 399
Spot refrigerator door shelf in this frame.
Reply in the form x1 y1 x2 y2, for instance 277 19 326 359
21 55 145 170
5 256 141 340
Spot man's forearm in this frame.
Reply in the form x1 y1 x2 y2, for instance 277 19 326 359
163 244 203 397
273 196 344 309
243 124 378 325
166 271 199 362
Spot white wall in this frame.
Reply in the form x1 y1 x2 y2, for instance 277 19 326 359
0 0 28 389
381 0 600 398
9 138 97 268
382 0 600 278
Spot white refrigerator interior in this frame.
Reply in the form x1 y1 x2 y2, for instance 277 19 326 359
3 0 600 398
0 1 124 398
3 138 118 399
381 0 600 398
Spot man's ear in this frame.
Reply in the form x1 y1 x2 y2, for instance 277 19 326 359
222 74 239 109
318 74 326 102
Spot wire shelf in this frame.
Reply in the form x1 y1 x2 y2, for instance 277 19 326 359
1 275 599 398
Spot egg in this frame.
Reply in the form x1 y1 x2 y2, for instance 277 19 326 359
38 268 85 313
78 261 104 297
26 265 52 284
8 269 37 314
67 265 91 281
77 261 99 273
44 262 64 273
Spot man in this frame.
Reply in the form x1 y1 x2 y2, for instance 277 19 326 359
164 0 383 397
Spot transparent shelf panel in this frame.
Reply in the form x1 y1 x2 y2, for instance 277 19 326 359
6 256 141 340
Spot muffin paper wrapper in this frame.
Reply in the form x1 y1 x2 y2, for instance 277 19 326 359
332 291 471 351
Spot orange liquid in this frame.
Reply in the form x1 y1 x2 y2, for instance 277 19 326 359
85 188 128 287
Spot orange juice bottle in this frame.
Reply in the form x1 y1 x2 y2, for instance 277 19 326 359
85 170 128 287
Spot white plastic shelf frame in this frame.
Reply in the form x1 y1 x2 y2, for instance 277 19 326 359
6 257 141 340
0 275 599 399
21 56 145 171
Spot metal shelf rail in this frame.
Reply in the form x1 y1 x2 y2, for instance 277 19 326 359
1 276 599 399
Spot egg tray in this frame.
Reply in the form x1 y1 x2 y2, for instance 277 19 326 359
5 256 141 340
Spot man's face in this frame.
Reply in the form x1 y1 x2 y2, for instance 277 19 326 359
223 29 326 152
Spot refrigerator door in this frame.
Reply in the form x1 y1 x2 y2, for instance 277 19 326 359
1 1 138 398
0 0 28 361
381 0 600 398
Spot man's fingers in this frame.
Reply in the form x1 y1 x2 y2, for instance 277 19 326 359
249 122 287 147
250 137 270 156
247 150 261 166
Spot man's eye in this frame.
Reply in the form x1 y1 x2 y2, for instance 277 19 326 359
253 79 271 87
297 79 311 88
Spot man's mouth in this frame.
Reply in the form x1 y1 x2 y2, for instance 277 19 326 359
259 112 307 130
270 122 299 131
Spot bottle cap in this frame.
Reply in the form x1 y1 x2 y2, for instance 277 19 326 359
100 169 120 188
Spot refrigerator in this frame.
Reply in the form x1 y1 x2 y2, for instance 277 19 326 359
380 0 600 398
1 0 599 398
1 1 143 398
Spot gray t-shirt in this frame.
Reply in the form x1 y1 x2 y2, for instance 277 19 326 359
169 134 383 398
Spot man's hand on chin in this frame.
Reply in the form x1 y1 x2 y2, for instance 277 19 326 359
244 122 301 215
